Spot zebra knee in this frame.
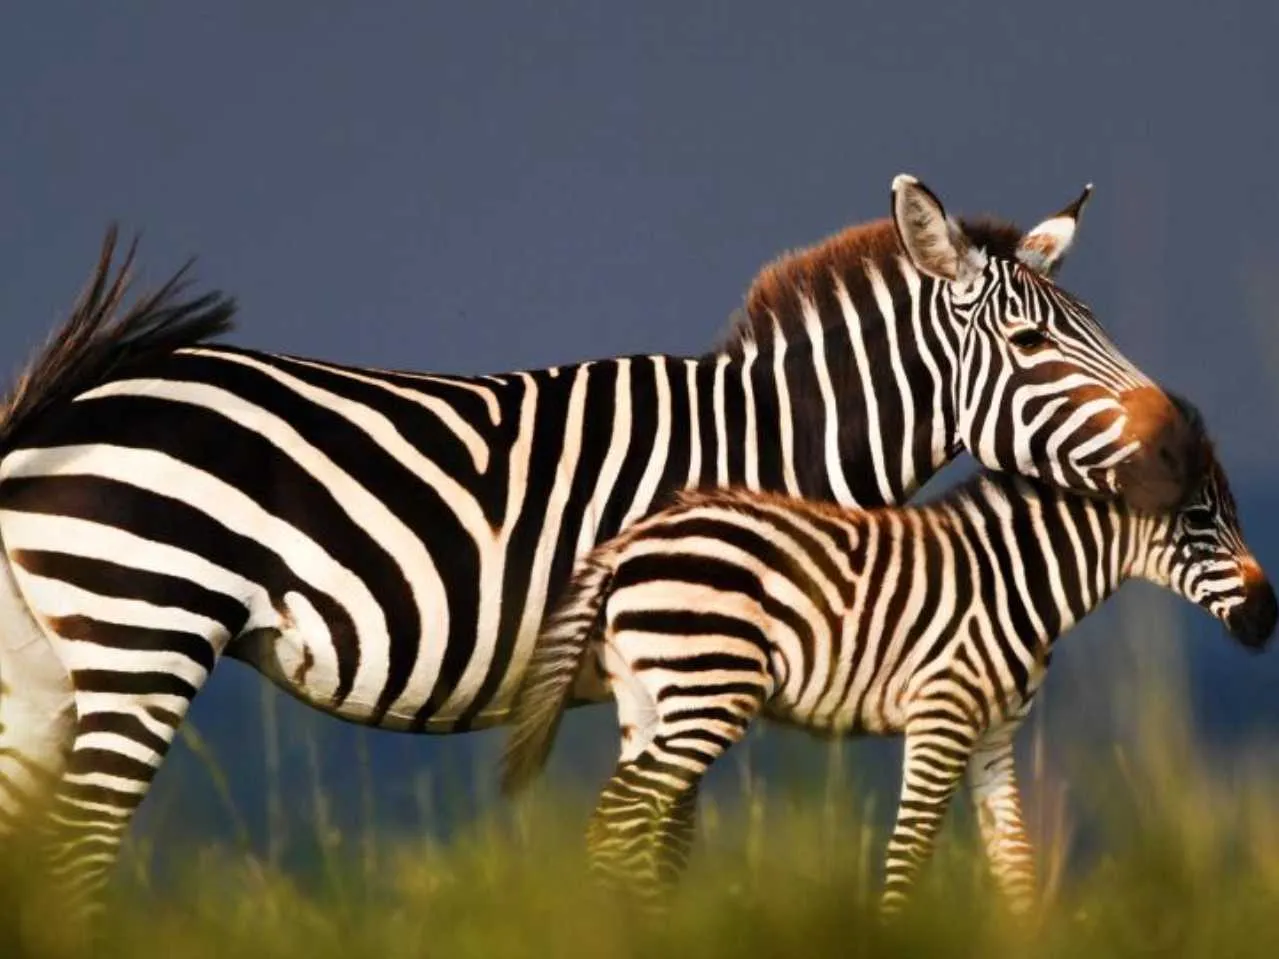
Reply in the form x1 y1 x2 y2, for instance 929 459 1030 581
588 776 651 856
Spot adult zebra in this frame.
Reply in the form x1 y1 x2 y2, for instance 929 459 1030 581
501 434 1276 915
0 175 1201 913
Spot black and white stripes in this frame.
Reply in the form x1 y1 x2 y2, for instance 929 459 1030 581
0 175 1206 913
502 451 1276 914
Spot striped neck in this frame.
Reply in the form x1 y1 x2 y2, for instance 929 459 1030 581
706 273 962 509
933 472 1146 645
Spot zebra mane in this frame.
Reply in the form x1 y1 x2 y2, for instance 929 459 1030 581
1145 391 1223 512
1169 395 1229 509
715 216 1024 357
0 226 237 452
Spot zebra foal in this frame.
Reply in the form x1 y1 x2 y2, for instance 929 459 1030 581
502 435 1276 914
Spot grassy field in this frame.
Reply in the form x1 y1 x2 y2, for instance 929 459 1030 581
4 653 1279 957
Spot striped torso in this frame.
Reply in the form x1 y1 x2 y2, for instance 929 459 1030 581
0 342 918 732
594 474 1135 737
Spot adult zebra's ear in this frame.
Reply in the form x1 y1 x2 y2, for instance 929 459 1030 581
1016 183 1093 277
891 174 983 287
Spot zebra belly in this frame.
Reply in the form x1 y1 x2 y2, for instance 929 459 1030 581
227 593 374 722
232 616 604 733
227 590 457 731
762 691 909 739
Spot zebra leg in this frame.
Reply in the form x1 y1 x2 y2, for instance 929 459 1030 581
585 754 707 911
38 637 220 921
652 782 700 886
968 723 1035 912
880 723 974 917
0 633 76 838
0 532 239 920
0 554 77 837
586 640 763 908
587 776 704 902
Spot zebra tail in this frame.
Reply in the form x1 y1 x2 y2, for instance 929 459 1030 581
0 226 236 454
500 552 616 798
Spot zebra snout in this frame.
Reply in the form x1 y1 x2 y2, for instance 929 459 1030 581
1226 564 1278 651
1113 387 1209 513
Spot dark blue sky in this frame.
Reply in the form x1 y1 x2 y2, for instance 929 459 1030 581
2 4 1277 855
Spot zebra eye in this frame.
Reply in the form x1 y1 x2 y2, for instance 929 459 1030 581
1008 326 1049 350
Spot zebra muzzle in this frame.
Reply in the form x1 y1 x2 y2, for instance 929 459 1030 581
1226 563 1278 650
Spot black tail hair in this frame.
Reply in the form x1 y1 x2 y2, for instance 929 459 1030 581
0 226 236 453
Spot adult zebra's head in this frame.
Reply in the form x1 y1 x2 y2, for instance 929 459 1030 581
1137 427 1276 650
892 175 1206 512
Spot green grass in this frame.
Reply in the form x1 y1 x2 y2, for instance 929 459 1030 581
5 657 1279 957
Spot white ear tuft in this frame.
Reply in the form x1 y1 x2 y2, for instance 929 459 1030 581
891 173 974 284
1017 183 1093 276
891 173 920 194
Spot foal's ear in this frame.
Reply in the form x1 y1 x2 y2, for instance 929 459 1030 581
891 174 983 286
1017 183 1093 277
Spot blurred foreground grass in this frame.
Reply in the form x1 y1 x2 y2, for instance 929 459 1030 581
4 676 1279 957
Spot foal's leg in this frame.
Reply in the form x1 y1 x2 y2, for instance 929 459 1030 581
586 753 708 908
968 720 1035 913
880 712 976 917
587 637 767 907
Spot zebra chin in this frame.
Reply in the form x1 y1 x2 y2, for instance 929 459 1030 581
1224 573 1279 651
1112 387 1211 513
